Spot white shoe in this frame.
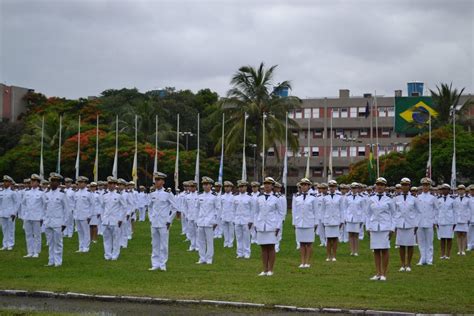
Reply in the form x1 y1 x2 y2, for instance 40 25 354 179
7 247 12 251
195 261 205 264
353 253 359 257
370 275 380 281
54 264 62 267
445 256 450 260
0 247 6 251
461 252 466 256
298 264 305 268
187 248 194 252
416 262 423 266
160 267 167 271
427 262 433 265
236 255 242 259
405 267 411 272
83 248 89 253
266 271 273 276
32 254 39 258
244 255 250 259
23 254 33 258
148 267 159 271
258 271 267 276
440 256 445 260
206 261 212 265
325 258 330 262
75 250 82 253
379 276 387 281
457 252 461 255
304 264 311 268
399 267 406 272
331 258 336 262
45 263 54 267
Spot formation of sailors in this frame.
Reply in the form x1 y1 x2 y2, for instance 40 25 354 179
0 172 473 281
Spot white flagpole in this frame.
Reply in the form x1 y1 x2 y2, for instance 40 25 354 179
112 115 118 178
174 114 180 191
132 115 138 187
194 113 200 190
262 113 267 180
40 116 44 180
57 115 62 174
75 115 81 179
328 110 333 181
426 115 432 178
218 113 225 183
450 106 456 189
242 113 248 181
282 112 288 195
153 115 158 174
305 117 310 178
374 92 380 178
93 115 99 182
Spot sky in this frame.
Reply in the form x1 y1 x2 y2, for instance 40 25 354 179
1 0 473 99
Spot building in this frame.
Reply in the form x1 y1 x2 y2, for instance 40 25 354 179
266 86 472 188
0 84 33 122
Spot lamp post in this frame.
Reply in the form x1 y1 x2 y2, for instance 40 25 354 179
179 131 194 151
249 143 257 180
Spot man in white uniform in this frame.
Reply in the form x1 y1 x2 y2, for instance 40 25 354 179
415 177 438 265
0 175 20 251
73 176 93 253
63 178 75 237
233 180 253 259
21 174 45 258
220 181 235 248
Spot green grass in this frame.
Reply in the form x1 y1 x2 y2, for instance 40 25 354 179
1 218 473 314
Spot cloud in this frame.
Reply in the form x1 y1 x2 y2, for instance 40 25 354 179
1 0 472 99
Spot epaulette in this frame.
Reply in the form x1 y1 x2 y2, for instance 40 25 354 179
212 192 217 196
295 192 301 197
310 193 317 197
60 189 65 193
336 192 341 195
247 192 252 196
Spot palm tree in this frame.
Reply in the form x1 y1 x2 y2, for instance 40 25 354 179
212 62 302 180
430 83 473 127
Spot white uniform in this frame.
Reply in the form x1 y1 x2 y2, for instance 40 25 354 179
220 192 235 248
177 191 187 235
73 188 93 252
120 191 134 247
64 188 75 237
344 193 366 233
366 194 395 249
254 193 282 245
21 187 45 256
137 191 148 222
250 192 259 244
468 195 474 250
321 193 344 238
196 191 220 264
213 192 223 238
0 187 20 250
148 188 178 270
101 190 127 260
415 192 438 264
453 195 470 232
43 188 70 266
184 191 199 251
393 193 420 246
233 192 253 258
315 194 326 246
89 191 102 226
436 195 455 239
275 193 287 252
292 192 318 243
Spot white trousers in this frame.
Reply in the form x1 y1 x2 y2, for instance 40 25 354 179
468 224 474 250
24 220 42 255
222 221 234 247
235 224 251 257
75 220 90 251
181 213 188 235
120 220 130 248
138 207 146 222
1 217 15 248
214 219 223 237
187 220 198 250
417 227 434 264
151 227 169 269
197 226 214 263
45 227 63 265
64 210 74 237
103 225 121 260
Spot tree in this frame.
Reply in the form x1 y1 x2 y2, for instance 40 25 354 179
430 83 473 127
213 62 302 180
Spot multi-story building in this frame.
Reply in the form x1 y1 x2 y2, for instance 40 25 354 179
266 84 472 188
1 84 33 122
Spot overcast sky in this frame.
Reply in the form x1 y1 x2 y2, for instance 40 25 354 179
1 0 473 99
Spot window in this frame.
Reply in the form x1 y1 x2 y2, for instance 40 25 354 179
340 146 348 157
335 129 344 138
387 107 395 117
288 168 299 177
332 147 339 157
350 146 357 157
267 147 275 157
358 146 366 157
313 129 323 138
378 107 387 117
288 111 295 119
381 128 391 136
397 145 405 152
360 128 369 137
312 147 319 157
303 130 309 139
358 107 367 117
287 150 293 157
312 168 323 177
292 131 299 138
350 107 358 118
312 108 320 118
340 108 348 118
302 146 310 157
379 147 386 156
332 108 340 118
295 110 302 119
295 148 302 157
335 168 344 176
304 108 311 118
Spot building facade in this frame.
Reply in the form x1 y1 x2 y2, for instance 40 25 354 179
0 84 33 122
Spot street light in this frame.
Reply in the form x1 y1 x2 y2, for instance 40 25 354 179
179 131 194 151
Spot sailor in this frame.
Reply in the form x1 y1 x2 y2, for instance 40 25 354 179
273 182 287 253
249 182 260 244
468 185 474 251
437 184 455 260
321 180 344 261
344 182 366 256
137 186 148 222
63 178 75 238
21 174 45 258
0 175 19 251
184 180 199 252
233 180 253 259
415 177 438 265
88 182 102 244
453 184 470 255
213 182 223 239
73 176 93 253
220 181 235 248
316 183 328 247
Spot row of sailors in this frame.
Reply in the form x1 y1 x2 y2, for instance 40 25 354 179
1 173 473 280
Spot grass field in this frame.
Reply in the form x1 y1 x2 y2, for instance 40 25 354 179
1 217 473 314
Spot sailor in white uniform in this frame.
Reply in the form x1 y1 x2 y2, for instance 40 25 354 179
21 174 45 258
73 176 93 253
415 177 438 265
315 183 328 247
184 181 199 252
468 185 474 251
453 184 470 255
321 180 344 261
88 182 102 244
436 183 455 259
213 182 223 239
0 175 20 251
250 182 260 244
273 182 287 253
233 180 253 259
63 178 75 238
344 182 366 256
220 181 235 248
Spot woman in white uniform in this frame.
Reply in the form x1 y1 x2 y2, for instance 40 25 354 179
254 177 282 276
453 185 470 255
321 180 344 261
344 182 366 256
366 177 395 281
88 182 102 244
292 178 318 268
436 184 455 259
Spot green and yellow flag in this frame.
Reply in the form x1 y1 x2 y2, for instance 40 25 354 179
368 145 376 184
395 97 437 133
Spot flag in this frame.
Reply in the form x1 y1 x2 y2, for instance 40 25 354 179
75 116 81 179
57 115 62 174
368 145 376 183
132 115 138 186
112 115 118 178
395 97 437 133
242 113 248 181
174 114 180 191
93 115 99 182
282 113 288 192
153 115 158 174
327 112 333 181
305 117 310 178
39 116 45 180
364 101 370 118
218 113 224 183
450 151 456 189
194 113 200 187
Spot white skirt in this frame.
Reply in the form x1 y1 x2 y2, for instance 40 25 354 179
324 225 340 238
396 228 416 246
89 216 100 226
257 231 277 245
370 231 391 249
296 227 315 243
438 225 454 239
346 222 361 233
454 223 468 232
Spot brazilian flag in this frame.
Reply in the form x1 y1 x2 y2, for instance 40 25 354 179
395 97 438 133
367 145 376 184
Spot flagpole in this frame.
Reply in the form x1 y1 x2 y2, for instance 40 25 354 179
57 115 62 174
242 112 248 181
132 115 138 188
174 114 180 191
194 113 200 190
153 115 158 174
40 116 44 180
93 115 99 182
328 109 333 182
305 117 310 178
374 92 380 178
451 106 456 189
218 113 225 184
282 112 288 196
112 115 118 178
75 115 81 180
427 115 432 178
262 113 267 180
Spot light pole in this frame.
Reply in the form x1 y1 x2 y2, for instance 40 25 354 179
249 143 257 180
179 131 194 151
